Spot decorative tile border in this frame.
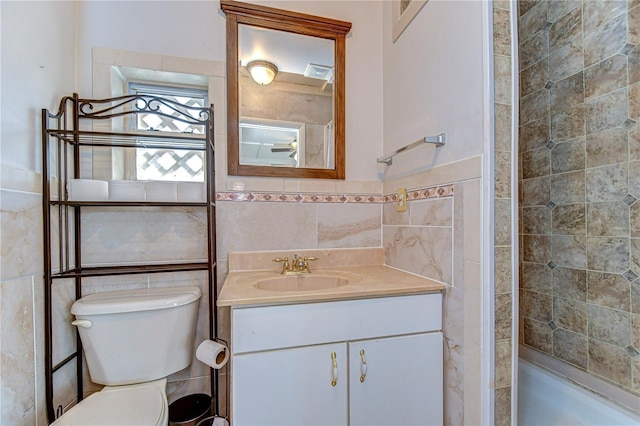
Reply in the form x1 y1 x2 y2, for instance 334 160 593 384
388 184 454 202
216 184 454 204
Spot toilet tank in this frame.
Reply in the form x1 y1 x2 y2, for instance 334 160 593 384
71 286 201 386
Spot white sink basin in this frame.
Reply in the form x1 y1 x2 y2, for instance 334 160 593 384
254 274 351 292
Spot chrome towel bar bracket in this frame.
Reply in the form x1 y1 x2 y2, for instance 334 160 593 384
377 133 446 165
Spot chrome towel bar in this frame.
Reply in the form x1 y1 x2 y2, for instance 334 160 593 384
377 133 446 165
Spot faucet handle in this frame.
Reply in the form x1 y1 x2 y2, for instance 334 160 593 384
305 256 318 262
272 257 290 274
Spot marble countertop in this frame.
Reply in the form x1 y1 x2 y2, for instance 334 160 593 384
217 264 446 307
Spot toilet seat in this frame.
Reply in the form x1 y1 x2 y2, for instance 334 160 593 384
51 379 168 426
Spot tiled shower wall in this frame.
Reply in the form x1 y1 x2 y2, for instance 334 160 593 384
493 1 514 424
519 1 640 396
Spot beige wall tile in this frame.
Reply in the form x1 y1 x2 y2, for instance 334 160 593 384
463 179 482 263
317 203 381 248
443 337 464 425
463 350 483 426
464 260 483 349
216 201 317 259
410 198 452 226
1 276 36 425
0 190 42 281
81 208 208 265
383 201 410 225
383 226 452 283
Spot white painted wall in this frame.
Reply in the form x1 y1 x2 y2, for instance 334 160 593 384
381 0 485 178
75 0 383 181
1 0 77 173
1 2 77 424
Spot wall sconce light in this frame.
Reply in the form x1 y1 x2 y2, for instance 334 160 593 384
247 60 278 85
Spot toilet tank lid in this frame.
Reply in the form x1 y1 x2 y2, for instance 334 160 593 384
71 286 202 316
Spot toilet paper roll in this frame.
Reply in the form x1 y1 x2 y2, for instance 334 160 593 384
196 340 229 369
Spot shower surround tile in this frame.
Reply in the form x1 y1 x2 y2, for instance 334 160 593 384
584 55 628 100
551 104 586 141
521 206 551 235
495 246 513 294
588 305 632 347
584 14 628 67
495 103 512 152
520 290 552 322
522 147 550 179
495 55 512 104
495 151 512 198
583 0 628 35
587 271 631 311
587 237 630 273
519 0 541 18
630 47 640 85
586 163 628 202
520 30 549 69
586 128 629 168
553 328 588 369
518 0 546 43
587 201 630 236
551 171 585 205
553 266 587 302
553 296 587 334
586 88 629 134
630 83 640 121
495 339 512 387
523 317 553 353
552 203 586 235
520 58 548 97
549 39 584 83
521 88 550 124
520 118 551 151
495 293 513 340
549 5 582 52
550 71 584 113
551 138 585 174
522 262 552 294
520 0 640 398
552 235 587 269
494 7 512 57
523 234 551 263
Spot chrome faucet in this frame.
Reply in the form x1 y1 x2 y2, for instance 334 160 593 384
272 254 318 275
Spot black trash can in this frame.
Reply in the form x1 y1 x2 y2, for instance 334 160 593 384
169 394 212 426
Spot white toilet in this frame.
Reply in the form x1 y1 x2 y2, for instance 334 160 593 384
52 286 202 425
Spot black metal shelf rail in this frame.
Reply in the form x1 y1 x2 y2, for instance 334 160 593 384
42 93 218 423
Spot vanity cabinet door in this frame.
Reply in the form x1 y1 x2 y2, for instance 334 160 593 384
232 343 348 426
348 332 443 426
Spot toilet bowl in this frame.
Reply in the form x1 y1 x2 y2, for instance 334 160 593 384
52 379 168 426
51 286 202 425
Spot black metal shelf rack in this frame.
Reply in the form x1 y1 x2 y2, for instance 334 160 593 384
41 93 218 423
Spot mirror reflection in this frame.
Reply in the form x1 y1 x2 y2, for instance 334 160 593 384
238 25 335 169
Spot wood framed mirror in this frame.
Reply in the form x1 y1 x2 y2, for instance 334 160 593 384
221 0 351 179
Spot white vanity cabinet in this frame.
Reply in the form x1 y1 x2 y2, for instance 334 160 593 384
230 293 443 426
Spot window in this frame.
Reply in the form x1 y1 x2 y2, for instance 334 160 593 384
129 83 208 181
239 117 305 168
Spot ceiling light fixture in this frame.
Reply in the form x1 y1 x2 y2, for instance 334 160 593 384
246 60 278 85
